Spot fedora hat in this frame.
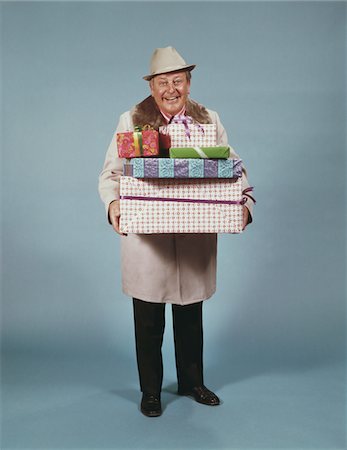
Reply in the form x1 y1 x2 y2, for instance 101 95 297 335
143 46 196 81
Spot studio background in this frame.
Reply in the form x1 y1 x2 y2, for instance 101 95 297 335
1 2 346 449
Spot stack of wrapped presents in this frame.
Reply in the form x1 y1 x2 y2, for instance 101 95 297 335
116 117 253 234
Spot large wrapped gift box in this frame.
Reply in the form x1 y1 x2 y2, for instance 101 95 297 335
116 128 159 158
123 158 242 179
159 123 216 147
169 146 230 159
119 176 244 234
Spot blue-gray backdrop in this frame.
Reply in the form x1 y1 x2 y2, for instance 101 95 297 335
2 2 346 449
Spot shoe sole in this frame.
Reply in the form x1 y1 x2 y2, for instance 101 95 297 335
141 409 162 417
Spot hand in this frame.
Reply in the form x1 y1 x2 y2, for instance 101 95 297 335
109 200 127 236
242 205 249 231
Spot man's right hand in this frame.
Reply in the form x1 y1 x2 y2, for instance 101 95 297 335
109 200 126 236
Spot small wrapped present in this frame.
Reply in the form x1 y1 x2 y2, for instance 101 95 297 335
159 115 216 147
158 132 171 151
169 146 230 159
119 176 250 234
123 158 242 179
116 126 159 158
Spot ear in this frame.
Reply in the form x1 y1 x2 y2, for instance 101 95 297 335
149 79 154 96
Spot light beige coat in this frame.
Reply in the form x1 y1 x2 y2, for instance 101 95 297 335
98 107 254 305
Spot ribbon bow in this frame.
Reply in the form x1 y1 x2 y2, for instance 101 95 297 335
169 115 205 139
241 187 256 205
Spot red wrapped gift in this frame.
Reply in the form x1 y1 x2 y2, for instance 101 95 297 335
117 126 159 158
159 132 171 151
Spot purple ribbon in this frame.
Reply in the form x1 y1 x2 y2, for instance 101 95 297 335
121 195 249 205
168 115 205 139
242 187 256 204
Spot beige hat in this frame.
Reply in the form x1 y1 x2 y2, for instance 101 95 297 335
143 46 196 81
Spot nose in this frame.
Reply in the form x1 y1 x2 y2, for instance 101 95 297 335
166 82 176 93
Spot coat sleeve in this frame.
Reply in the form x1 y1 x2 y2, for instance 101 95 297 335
98 111 133 221
209 109 255 224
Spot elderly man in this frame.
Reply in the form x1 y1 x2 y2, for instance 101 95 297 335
99 46 254 417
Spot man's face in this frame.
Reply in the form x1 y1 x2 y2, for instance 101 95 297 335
150 71 190 117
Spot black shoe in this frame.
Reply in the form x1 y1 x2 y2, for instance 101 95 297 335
178 385 220 406
140 392 162 417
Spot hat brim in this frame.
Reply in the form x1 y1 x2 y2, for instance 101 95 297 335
143 64 196 81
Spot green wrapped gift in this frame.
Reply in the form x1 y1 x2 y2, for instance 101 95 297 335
169 146 230 159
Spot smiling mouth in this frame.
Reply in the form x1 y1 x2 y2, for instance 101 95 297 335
164 96 179 102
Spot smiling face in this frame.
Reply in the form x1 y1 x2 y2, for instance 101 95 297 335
150 71 191 117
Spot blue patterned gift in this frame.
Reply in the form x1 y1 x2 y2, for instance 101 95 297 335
123 158 242 179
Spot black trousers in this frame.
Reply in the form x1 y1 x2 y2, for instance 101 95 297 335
133 298 203 394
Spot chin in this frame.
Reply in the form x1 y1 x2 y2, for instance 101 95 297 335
162 98 183 111
164 104 182 115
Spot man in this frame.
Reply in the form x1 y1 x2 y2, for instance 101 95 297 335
98 46 254 417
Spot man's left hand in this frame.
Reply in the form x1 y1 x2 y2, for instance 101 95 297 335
242 206 249 231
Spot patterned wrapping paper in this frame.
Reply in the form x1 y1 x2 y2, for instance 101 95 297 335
119 176 244 234
116 129 159 158
159 123 216 147
169 146 230 159
123 158 242 179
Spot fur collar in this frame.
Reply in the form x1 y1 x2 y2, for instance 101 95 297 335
131 96 212 129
